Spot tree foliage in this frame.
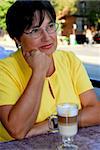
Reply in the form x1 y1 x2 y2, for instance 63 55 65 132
86 2 100 27
0 0 99 32
51 0 78 15
0 0 14 32
0 0 78 32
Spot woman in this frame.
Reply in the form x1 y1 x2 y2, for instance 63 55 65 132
0 0 100 142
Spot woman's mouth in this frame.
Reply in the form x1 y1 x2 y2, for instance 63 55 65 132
40 43 53 50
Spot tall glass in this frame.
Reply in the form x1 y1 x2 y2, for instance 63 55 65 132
57 103 78 150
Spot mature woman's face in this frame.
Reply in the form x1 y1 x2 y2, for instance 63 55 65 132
19 12 57 56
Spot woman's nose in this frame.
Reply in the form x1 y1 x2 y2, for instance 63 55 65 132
41 29 51 41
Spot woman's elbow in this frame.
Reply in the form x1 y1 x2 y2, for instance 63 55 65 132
8 125 27 140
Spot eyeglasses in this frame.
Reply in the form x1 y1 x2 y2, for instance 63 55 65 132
24 22 59 38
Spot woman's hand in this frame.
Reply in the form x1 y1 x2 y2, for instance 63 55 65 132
23 50 52 76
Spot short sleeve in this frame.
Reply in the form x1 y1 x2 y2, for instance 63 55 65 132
66 52 93 94
0 61 21 106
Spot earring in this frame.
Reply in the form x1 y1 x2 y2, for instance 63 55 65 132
16 42 21 49
18 42 21 47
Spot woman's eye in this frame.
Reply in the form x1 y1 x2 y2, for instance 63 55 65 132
32 28 39 33
49 23 54 28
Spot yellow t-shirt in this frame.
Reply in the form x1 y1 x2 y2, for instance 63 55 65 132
0 50 93 142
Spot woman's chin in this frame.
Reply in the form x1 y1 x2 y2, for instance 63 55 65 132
46 50 55 56
40 48 55 55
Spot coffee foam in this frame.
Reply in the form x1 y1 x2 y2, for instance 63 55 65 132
57 103 78 117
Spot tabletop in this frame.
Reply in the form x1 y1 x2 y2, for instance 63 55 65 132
0 125 100 150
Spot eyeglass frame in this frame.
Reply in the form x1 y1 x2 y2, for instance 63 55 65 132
23 22 59 38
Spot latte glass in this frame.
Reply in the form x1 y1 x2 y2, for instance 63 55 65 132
57 103 78 150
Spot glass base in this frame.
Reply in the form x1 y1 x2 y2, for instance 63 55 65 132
57 143 78 150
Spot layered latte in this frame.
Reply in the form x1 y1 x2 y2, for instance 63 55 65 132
57 103 78 137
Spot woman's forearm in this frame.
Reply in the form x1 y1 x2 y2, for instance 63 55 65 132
78 102 100 127
7 72 45 138
25 120 49 138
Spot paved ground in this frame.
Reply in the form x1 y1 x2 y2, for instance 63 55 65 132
57 44 100 65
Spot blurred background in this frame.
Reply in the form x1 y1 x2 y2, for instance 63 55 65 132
0 0 100 45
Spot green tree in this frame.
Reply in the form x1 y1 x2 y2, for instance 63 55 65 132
51 0 78 15
0 0 14 32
